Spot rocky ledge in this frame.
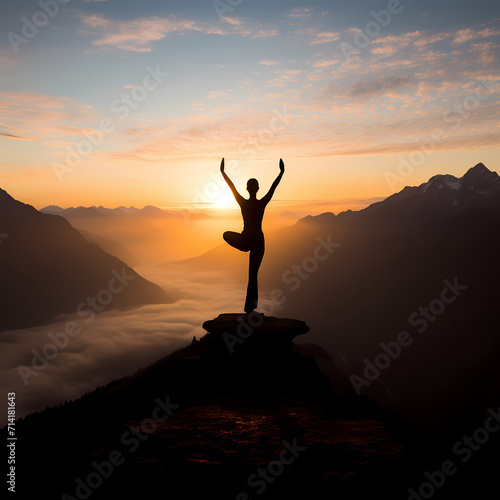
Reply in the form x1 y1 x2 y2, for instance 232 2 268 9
202 313 310 353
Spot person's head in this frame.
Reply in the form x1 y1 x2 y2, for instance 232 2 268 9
247 178 259 196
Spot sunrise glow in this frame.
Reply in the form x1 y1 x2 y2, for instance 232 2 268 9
0 1 498 211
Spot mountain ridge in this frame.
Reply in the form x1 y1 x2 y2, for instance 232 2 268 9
0 188 170 331
366 162 500 214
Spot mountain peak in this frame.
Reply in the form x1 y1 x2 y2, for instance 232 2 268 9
421 163 499 196
366 162 500 216
468 162 488 173
463 162 499 182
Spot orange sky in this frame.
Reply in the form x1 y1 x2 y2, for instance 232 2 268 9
1 1 499 210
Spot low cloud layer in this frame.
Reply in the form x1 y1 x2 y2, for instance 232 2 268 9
0 266 243 426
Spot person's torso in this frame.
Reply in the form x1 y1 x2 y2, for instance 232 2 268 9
240 198 266 234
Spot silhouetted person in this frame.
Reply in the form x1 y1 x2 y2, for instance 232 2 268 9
220 158 284 313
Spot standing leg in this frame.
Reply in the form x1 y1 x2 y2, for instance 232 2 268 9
244 243 265 313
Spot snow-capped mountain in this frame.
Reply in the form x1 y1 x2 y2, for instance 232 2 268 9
374 163 500 212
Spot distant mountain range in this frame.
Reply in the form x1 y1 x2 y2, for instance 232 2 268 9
0 189 170 331
41 204 211 220
294 162 500 227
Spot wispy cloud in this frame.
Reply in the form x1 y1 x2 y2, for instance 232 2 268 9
372 31 422 46
0 132 34 140
452 27 500 45
288 7 313 19
76 13 277 52
347 75 417 97
78 15 194 52
253 29 279 39
313 59 339 68
414 33 450 47
371 45 399 57
259 59 280 66
0 91 99 142
310 31 340 45
221 17 242 26
207 90 232 99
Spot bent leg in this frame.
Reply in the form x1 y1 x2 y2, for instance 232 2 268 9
223 231 250 252
244 244 265 313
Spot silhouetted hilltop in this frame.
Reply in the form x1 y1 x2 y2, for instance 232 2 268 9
10 314 404 499
0 188 170 331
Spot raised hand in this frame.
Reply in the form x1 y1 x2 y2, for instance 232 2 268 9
279 158 285 173
220 157 225 173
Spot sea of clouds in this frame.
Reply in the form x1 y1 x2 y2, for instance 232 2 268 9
0 265 243 426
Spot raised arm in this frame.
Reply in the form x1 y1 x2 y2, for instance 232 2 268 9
220 158 244 205
261 158 285 205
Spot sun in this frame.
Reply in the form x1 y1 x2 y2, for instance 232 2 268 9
213 189 239 209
